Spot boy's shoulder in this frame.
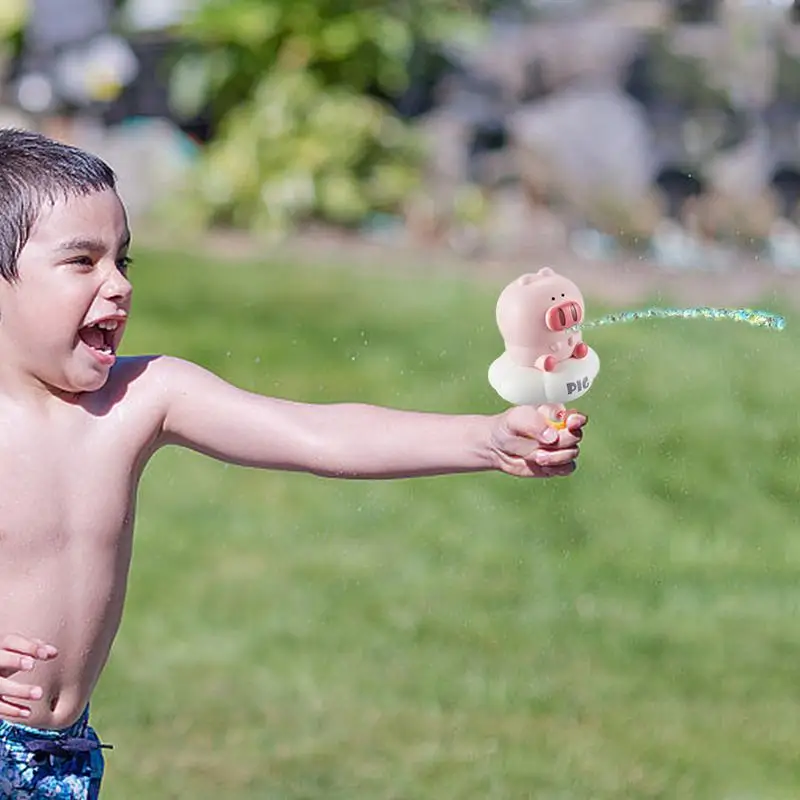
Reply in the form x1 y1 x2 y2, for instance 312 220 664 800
84 354 191 415
110 355 217 389
106 354 194 385
94 355 221 410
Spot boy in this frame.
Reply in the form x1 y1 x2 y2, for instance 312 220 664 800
0 128 587 799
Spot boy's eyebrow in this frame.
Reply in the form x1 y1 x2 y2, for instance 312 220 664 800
55 233 132 254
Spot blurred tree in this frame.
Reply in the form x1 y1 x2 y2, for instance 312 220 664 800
0 0 27 73
166 0 486 233
0 0 27 39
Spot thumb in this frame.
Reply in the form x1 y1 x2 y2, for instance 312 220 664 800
505 405 559 446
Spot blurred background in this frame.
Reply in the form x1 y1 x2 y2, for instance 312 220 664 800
3 0 800 272
4 2 800 798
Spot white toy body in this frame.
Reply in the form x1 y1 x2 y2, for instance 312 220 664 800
488 345 600 406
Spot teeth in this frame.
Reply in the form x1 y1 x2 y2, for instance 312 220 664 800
97 320 119 331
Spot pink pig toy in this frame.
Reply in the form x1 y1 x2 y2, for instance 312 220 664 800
488 268 600 408
497 268 589 371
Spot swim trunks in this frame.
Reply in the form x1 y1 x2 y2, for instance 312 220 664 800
0 706 110 799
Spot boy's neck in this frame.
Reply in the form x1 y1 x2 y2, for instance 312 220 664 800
0 361 81 412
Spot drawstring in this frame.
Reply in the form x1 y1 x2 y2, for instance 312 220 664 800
24 736 113 761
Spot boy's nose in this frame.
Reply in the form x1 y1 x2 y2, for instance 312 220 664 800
102 269 133 302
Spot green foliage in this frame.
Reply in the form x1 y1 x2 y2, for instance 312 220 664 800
177 2 415 118
0 0 26 73
0 0 26 40
170 0 472 233
175 68 423 231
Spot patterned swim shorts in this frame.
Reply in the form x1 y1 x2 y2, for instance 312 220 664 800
0 706 111 799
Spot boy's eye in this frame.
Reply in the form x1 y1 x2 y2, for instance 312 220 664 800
117 256 133 274
68 256 94 268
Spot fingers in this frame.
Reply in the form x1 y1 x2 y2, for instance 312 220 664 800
504 406 561 448
565 410 588 434
0 649 35 675
505 405 587 443
495 405 587 478
506 457 577 479
538 406 587 450
546 426 582 450
531 445 579 468
539 405 587 439
0 695 35 719
0 677 42 703
502 413 583 457
0 635 56 718
539 462 577 478
0 634 58 680
0 673 43 719
0 634 58 662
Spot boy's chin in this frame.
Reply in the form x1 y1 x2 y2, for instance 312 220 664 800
75 374 111 393
56 364 113 395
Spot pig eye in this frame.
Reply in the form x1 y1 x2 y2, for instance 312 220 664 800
561 293 565 297
551 296 555 301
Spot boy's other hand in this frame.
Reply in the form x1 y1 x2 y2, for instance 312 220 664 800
489 404 587 478
0 633 58 719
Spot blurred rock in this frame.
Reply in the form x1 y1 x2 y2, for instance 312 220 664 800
458 17 645 102
416 108 474 189
481 185 568 258
508 85 656 215
705 126 772 199
569 228 620 261
650 218 729 271
767 219 800 272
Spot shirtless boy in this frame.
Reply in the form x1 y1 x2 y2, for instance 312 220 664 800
0 128 587 798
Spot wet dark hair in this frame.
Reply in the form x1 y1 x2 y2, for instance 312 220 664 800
0 128 117 281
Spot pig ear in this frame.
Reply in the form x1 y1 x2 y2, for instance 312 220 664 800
517 273 537 285
537 267 555 277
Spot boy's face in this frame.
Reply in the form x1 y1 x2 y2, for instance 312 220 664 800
0 188 133 396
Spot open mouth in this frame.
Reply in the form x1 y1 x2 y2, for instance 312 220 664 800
78 319 121 357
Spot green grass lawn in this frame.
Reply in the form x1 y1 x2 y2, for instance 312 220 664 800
94 248 800 799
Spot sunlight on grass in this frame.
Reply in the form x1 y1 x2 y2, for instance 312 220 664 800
94 249 800 799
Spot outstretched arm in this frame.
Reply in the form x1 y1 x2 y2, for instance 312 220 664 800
153 357 586 479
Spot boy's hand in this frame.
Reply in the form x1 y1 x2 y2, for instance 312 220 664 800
0 633 58 718
490 404 587 478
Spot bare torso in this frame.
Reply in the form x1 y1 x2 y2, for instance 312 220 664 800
0 357 162 729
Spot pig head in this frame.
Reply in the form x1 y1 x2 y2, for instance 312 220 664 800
496 268 589 372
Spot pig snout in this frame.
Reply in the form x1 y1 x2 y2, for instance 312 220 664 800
545 300 583 331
